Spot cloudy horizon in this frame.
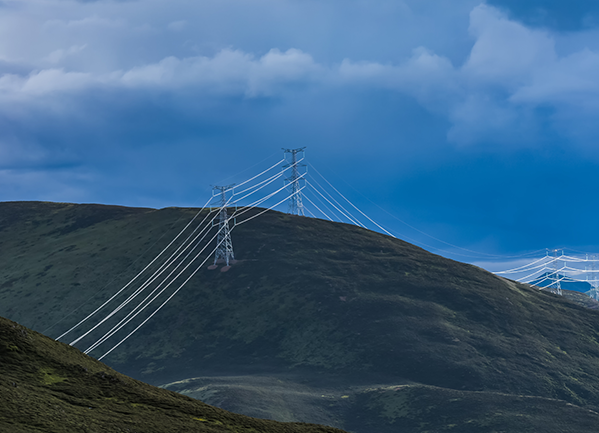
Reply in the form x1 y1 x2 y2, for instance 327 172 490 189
2 0 599 265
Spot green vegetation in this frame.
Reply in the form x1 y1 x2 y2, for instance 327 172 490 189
4 201 599 431
0 315 346 433
38 367 66 385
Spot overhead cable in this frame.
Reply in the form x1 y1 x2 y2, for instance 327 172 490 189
57 195 217 342
96 186 303 360
303 194 333 221
74 205 221 348
306 175 366 228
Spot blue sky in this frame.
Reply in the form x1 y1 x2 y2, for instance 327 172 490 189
2 0 599 267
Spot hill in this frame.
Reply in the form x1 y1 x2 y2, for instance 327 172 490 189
3 201 599 431
161 374 599 433
0 314 346 433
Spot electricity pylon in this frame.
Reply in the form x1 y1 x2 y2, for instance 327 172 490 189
213 185 235 266
591 255 597 290
283 147 306 216
552 249 562 296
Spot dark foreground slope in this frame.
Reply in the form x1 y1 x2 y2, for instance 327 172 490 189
3 202 599 432
0 315 346 433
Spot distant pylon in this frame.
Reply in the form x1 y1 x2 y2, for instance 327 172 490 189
592 255 597 290
283 147 306 216
213 185 235 266
552 249 562 296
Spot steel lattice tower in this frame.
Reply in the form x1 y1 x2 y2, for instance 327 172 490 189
213 185 235 266
591 255 597 290
552 249 562 296
283 147 306 216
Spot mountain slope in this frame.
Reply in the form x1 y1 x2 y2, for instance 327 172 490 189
0 315 346 433
4 201 599 431
162 375 599 433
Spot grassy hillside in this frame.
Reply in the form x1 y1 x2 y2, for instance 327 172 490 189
4 201 599 431
0 315 346 433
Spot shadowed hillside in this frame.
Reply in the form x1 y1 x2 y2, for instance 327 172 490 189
162 375 599 433
0 315 346 433
3 201 599 432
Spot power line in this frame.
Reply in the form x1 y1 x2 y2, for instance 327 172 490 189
306 180 363 226
65 149 599 358
56 196 217 342
70 206 221 347
93 186 303 359
308 162 547 260
80 174 298 355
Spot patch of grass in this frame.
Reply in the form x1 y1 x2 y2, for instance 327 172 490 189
38 367 66 385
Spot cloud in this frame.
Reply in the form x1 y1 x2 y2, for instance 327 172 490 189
0 47 322 101
3 0 599 152
446 93 537 145
2 2 599 180
2 0 599 256
511 48 599 107
247 48 322 96
119 48 321 96
449 4 599 146
44 44 87 64
463 4 556 87
1 69 95 97
338 47 458 111
119 49 253 91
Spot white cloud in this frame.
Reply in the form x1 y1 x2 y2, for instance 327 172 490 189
120 49 252 91
511 48 599 108
20 69 95 95
0 48 321 98
2 0 599 211
463 4 556 87
447 94 534 145
337 47 459 114
44 44 87 64
453 4 599 145
246 48 322 96
0 2 599 150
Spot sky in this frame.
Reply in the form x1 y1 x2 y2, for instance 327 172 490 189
2 0 599 269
